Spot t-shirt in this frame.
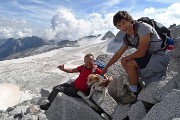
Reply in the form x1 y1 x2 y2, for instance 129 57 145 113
74 65 101 92
122 22 162 52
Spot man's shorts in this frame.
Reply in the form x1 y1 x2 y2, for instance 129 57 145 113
134 53 152 69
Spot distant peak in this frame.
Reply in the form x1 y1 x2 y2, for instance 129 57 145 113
101 31 115 40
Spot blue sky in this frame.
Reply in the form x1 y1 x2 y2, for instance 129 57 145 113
0 0 179 40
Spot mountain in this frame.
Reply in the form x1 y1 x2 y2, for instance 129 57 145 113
0 36 46 60
79 34 102 40
0 39 8 46
101 31 115 40
0 31 116 61
0 36 80 60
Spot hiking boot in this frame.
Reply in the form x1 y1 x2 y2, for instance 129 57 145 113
40 102 51 110
119 84 137 105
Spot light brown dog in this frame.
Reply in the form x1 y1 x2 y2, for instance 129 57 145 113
86 74 109 100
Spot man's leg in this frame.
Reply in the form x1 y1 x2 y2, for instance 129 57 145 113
62 82 80 98
47 82 71 103
121 59 139 89
120 59 139 104
40 82 78 110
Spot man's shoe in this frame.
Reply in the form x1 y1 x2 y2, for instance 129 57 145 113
119 84 137 105
40 103 51 110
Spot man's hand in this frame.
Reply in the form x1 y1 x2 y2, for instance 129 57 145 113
101 68 108 75
58 64 64 71
99 75 113 87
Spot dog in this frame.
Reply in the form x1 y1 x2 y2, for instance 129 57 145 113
85 74 110 100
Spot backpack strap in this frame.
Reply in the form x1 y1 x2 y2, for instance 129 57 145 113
92 64 97 74
81 64 97 74
123 21 140 48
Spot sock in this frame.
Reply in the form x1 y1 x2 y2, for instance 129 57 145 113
129 85 137 93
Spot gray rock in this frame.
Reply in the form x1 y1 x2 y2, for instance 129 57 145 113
0 112 9 120
137 81 162 104
128 101 147 120
36 112 48 120
153 80 177 101
9 106 29 115
23 114 39 120
173 118 180 120
143 89 180 120
112 104 130 120
91 91 118 116
40 88 50 98
45 93 104 120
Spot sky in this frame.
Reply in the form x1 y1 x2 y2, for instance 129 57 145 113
0 0 180 40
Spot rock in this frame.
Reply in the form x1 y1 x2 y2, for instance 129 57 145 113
111 104 130 120
137 81 162 104
128 101 147 120
153 80 177 101
45 93 104 120
143 89 180 120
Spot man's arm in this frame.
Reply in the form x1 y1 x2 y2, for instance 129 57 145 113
124 33 151 60
58 64 79 73
101 45 128 75
106 45 128 68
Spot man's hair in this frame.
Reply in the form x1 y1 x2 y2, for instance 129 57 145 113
84 53 94 60
113 11 133 27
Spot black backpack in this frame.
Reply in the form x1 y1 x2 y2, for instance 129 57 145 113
124 17 174 51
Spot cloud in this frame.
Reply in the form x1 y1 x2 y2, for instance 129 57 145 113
0 18 33 39
15 28 32 38
43 9 116 41
132 3 180 27
103 0 122 7
0 27 13 39
144 7 155 14
149 3 180 27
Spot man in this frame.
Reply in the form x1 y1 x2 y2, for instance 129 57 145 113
40 53 111 110
101 11 170 104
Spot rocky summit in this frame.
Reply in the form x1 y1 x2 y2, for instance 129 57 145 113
1 25 180 120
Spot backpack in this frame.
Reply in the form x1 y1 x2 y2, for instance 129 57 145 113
125 17 174 51
94 60 105 70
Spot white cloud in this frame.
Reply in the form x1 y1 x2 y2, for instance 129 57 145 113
103 0 122 7
144 7 155 14
0 27 13 39
133 3 180 27
0 27 32 39
43 9 116 41
0 18 33 39
153 3 180 27
15 28 32 38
